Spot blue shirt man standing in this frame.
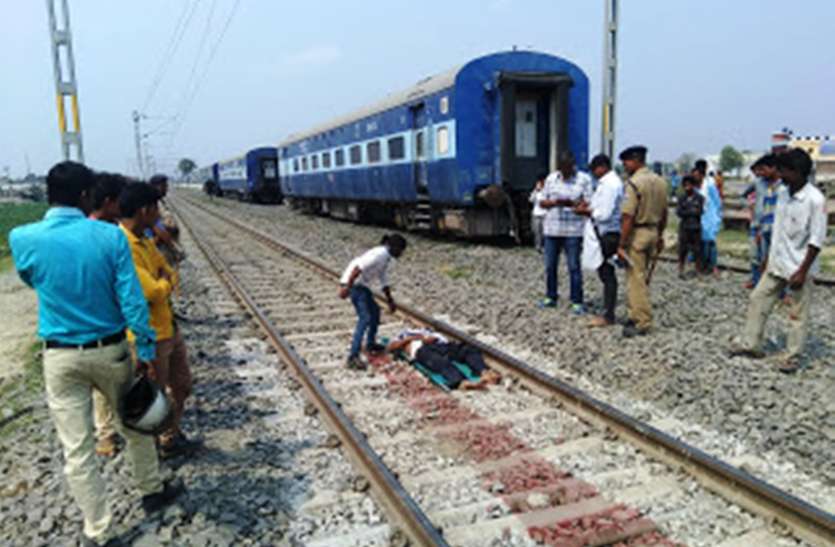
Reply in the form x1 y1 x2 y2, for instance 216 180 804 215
10 162 182 547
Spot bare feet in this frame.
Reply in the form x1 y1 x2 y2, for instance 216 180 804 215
481 370 502 385
587 315 612 328
459 379 487 391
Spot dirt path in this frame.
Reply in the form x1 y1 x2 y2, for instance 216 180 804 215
0 270 37 380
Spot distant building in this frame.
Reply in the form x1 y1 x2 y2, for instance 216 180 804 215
771 129 835 196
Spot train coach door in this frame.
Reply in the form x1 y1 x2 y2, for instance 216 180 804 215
410 103 429 193
500 74 571 193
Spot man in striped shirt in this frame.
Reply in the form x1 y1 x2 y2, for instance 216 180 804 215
539 151 593 313
752 154 780 281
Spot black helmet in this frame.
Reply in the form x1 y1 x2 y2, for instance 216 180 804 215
121 375 172 435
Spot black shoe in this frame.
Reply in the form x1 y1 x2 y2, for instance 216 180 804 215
81 536 124 547
727 345 766 359
142 478 185 515
366 343 386 354
622 324 649 338
159 434 202 460
346 355 367 370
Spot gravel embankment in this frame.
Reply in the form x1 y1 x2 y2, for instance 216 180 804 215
186 192 834 513
0 232 384 546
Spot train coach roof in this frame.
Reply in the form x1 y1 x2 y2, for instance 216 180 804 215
280 65 461 145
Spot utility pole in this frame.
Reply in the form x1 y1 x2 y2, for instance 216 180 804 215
133 110 145 177
601 0 619 159
46 0 84 162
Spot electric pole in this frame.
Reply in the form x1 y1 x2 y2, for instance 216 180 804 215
46 0 84 163
133 110 145 177
601 0 619 159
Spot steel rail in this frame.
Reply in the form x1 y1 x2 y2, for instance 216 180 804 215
174 201 449 547
175 195 835 546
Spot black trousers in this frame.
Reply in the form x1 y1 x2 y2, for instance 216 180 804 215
679 228 702 267
597 232 620 323
414 342 486 389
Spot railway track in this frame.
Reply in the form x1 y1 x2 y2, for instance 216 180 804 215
171 195 834 546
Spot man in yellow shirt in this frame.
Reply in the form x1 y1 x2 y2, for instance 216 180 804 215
119 182 198 459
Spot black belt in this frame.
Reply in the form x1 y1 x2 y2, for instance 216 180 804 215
45 331 126 350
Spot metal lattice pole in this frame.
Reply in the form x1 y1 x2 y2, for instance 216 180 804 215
46 0 84 163
601 0 618 159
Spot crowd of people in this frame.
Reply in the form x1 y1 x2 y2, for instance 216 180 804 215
9 162 196 546
337 144 828 377
5 143 828 541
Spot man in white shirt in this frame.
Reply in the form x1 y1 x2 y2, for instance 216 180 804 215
339 234 406 370
539 151 593 313
732 149 827 373
528 172 548 253
574 154 624 327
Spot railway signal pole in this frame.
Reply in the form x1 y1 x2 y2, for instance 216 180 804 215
46 0 84 163
601 0 619 158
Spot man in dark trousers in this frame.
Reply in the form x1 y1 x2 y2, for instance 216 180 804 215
676 175 704 278
10 162 183 546
574 153 624 327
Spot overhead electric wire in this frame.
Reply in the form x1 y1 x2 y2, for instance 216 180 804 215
141 0 202 113
166 0 243 147
176 0 218 121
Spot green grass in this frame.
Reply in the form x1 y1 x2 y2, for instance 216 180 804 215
0 202 49 272
664 221 835 275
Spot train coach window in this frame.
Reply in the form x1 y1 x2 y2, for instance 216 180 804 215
302 157 308 171
388 136 405 160
440 96 449 114
322 152 331 169
293 159 299 173
262 160 277 179
335 148 345 167
312 155 319 170
367 141 382 164
436 126 450 155
415 130 426 160
350 145 362 165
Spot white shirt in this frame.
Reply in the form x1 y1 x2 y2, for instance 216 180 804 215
395 329 449 359
767 182 828 279
542 170 593 237
529 187 546 217
340 245 393 288
589 170 624 234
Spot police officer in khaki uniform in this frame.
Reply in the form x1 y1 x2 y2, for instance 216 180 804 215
616 146 669 337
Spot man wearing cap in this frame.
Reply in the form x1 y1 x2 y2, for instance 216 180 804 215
616 146 669 337
9 162 183 547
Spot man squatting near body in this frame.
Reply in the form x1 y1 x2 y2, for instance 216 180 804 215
339 234 407 370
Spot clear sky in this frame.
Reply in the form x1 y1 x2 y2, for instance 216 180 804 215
2 0 834 177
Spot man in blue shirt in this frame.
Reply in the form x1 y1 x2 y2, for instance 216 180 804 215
10 162 183 547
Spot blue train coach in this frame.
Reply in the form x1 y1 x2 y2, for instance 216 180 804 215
278 50 588 238
215 147 282 203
